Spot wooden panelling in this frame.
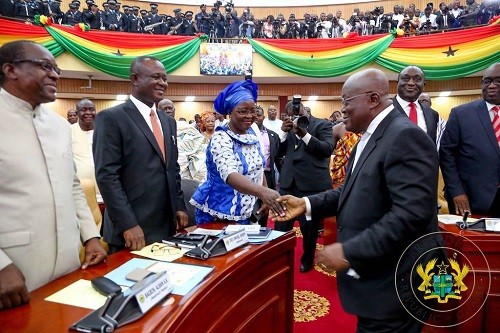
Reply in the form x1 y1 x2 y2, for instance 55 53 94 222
57 77 481 98
49 95 482 122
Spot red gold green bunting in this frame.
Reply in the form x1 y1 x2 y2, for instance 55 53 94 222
248 34 395 77
0 17 498 80
376 23 500 80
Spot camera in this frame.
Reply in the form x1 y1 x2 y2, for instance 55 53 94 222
214 1 222 7
291 95 309 129
225 0 234 13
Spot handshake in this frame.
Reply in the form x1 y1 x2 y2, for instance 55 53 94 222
268 195 307 222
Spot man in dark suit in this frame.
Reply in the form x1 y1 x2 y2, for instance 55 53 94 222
254 106 280 227
393 65 442 147
440 63 500 217
93 56 188 253
273 68 441 331
274 100 334 273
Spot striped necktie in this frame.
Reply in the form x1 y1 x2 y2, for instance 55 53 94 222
492 106 500 147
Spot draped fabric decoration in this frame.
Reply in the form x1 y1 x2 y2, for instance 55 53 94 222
45 24 201 78
376 24 500 80
0 17 498 80
247 34 395 77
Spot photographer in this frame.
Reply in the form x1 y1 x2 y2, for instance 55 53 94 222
275 98 334 273
419 6 437 32
300 13 315 39
316 12 332 38
330 16 344 38
286 14 301 39
436 3 455 30
398 11 418 36
239 8 255 38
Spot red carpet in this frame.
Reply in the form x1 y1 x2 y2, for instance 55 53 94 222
271 222 357 332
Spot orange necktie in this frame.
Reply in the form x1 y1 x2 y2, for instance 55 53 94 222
150 109 165 160
492 106 500 147
409 102 418 124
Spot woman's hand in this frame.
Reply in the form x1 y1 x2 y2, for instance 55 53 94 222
259 187 286 218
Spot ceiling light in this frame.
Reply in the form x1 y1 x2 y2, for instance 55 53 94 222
116 94 128 101
308 95 318 101
439 91 452 97
185 96 195 102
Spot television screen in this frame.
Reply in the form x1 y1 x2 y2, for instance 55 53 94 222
200 43 253 76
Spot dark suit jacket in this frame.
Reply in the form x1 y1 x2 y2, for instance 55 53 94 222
308 109 441 319
440 99 500 214
262 127 280 190
93 99 186 246
278 115 334 193
393 98 439 144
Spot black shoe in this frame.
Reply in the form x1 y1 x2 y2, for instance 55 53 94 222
300 263 312 273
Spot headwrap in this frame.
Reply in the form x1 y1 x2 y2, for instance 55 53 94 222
213 80 258 115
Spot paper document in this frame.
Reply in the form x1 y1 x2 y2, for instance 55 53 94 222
45 279 107 310
189 228 222 236
131 242 189 261
485 219 500 232
105 258 214 296
248 230 285 244
438 214 482 225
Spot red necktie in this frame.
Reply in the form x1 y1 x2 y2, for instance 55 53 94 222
150 109 165 160
492 106 500 147
409 102 418 124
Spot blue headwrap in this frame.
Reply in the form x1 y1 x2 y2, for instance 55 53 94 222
213 80 258 115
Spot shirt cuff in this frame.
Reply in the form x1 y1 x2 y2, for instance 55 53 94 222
304 197 312 221
279 130 287 143
301 133 312 145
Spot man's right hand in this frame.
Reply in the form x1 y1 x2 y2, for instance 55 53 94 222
453 194 471 216
270 195 306 222
281 117 293 133
0 263 29 310
123 225 146 251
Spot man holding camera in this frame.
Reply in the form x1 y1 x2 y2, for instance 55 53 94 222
275 98 334 273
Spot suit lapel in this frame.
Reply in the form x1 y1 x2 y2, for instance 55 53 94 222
477 102 500 159
338 109 398 209
420 104 438 143
123 101 166 164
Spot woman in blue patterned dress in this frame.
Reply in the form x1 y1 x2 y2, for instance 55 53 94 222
190 79 285 224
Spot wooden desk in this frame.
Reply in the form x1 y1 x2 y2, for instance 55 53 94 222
0 229 296 333
424 223 500 333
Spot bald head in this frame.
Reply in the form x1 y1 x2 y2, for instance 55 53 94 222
481 62 500 105
158 98 175 117
344 68 390 98
342 68 392 133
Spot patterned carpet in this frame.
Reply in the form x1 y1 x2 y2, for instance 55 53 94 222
290 226 357 333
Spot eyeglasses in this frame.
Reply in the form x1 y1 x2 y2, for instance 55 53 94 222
399 75 424 83
150 244 181 255
341 91 373 106
481 78 500 86
149 74 168 82
234 108 257 116
11 59 61 75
